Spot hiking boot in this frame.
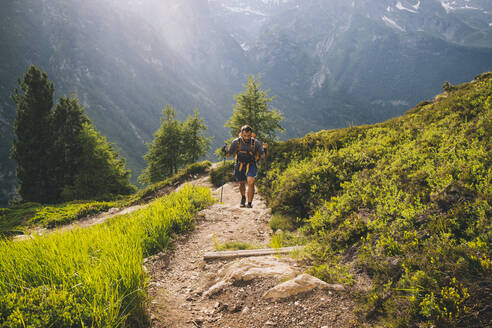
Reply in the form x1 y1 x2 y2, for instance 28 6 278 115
240 196 246 207
247 202 253 208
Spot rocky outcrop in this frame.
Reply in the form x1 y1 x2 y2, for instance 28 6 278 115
263 273 345 300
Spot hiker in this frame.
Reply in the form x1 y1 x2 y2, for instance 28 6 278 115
222 125 267 208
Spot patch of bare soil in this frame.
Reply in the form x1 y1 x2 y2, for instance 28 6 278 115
145 179 357 328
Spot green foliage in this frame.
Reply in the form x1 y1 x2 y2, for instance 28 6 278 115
213 237 259 251
0 185 214 327
262 75 492 326
0 161 212 236
60 121 136 201
28 202 115 229
0 202 41 236
11 65 55 203
10 66 136 204
210 160 235 188
139 106 211 185
225 74 284 144
132 160 211 203
309 262 355 285
269 213 296 232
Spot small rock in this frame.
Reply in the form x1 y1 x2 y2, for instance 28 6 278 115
265 321 276 326
241 306 250 314
214 302 221 309
294 301 300 306
263 273 345 300
229 303 242 313
321 326 329 328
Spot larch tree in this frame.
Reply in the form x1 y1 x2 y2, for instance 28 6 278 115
225 74 284 143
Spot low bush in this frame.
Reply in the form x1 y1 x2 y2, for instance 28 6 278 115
261 75 492 326
131 160 212 203
210 160 235 188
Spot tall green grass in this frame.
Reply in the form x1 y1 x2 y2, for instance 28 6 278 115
0 185 214 327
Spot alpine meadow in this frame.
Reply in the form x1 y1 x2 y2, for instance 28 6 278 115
1 0 492 327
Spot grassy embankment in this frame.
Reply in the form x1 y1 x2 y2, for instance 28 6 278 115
0 161 212 237
0 184 214 327
258 73 491 327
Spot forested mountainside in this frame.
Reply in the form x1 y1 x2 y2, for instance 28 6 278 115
2 0 491 205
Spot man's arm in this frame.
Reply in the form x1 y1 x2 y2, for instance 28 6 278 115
226 139 238 157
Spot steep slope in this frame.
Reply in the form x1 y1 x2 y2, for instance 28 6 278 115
261 73 491 326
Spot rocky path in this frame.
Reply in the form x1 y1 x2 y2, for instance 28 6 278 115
145 178 357 328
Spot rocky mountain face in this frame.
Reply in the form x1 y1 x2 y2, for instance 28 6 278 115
1 0 491 205
210 0 492 131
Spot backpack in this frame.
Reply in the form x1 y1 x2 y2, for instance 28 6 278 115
235 137 259 174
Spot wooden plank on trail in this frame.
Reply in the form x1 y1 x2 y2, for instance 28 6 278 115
203 246 303 261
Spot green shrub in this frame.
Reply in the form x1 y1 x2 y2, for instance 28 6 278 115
269 213 296 232
260 74 492 326
28 202 115 228
210 160 235 187
131 160 212 203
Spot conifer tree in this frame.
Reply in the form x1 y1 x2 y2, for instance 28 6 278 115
61 121 136 200
11 65 55 202
225 74 284 143
12 66 135 202
139 106 211 185
182 109 212 163
51 97 88 196
139 105 184 184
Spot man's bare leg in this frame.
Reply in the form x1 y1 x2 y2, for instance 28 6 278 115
239 181 246 197
247 177 255 203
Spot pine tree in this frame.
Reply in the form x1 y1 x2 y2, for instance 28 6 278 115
139 105 184 184
11 65 55 202
225 74 284 143
182 109 212 163
51 97 88 196
12 66 135 202
50 96 136 200
139 106 211 185
61 122 136 200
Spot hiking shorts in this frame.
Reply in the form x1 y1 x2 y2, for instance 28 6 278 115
234 161 258 181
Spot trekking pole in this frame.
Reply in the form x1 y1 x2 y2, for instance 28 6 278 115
220 143 227 203
264 143 270 190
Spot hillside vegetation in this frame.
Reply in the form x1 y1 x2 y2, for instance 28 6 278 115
0 161 211 237
260 73 491 326
0 185 214 327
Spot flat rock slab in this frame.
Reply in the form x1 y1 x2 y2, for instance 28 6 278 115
204 256 299 297
263 273 345 300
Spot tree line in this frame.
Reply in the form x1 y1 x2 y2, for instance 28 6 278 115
11 66 283 204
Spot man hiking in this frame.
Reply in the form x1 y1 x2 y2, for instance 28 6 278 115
223 125 267 208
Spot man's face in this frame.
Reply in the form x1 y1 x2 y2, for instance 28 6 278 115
241 130 252 141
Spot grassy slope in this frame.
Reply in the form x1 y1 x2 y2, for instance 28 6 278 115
0 161 212 237
0 185 214 327
260 73 491 327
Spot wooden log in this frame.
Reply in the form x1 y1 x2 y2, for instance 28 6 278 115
203 246 303 261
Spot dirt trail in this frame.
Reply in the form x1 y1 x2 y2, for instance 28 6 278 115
15 203 148 241
145 177 357 328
